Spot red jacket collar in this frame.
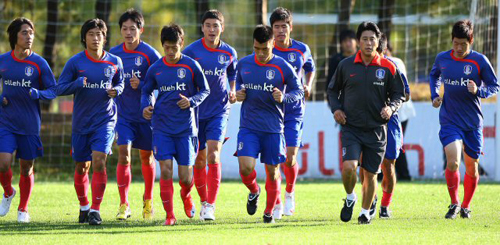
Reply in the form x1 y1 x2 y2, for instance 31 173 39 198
354 50 381 66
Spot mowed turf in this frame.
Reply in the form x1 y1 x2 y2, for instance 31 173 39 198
0 180 499 244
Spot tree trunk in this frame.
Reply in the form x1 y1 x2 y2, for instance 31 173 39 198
377 0 395 41
255 0 268 25
195 0 210 38
43 0 58 69
95 0 112 50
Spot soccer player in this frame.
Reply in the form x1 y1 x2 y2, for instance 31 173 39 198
0 17 57 223
430 20 499 219
269 7 316 218
183 10 237 221
109 9 162 221
56 19 125 225
141 24 210 226
236 25 303 224
327 21 405 224
326 29 357 91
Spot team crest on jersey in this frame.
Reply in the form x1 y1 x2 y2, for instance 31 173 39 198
218 54 227 65
135 56 143 66
104 66 116 78
25 66 34 77
375 69 385 80
177 68 186 79
288 53 297 62
464 65 473 75
266 69 275 80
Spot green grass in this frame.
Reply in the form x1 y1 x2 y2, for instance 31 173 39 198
0 180 499 244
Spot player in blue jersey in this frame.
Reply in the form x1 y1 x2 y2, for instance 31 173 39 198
0 18 57 223
430 20 499 219
110 9 162 221
269 7 316 218
236 25 303 224
56 19 125 225
141 24 210 226
183 10 238 221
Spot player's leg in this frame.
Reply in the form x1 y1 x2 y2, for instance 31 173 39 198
263 163 281 223
380 116 401 218
282 120 302 216
339 127 361 222
139 149 155 220
440 125 463 219
17 159 34 223
237 128 261 216
203 140 223 220
115 119 134 220
460 128 482 218
261 131 286 223
194 120 208 208
359 168 378 224
176 136 197 219
0 131 16 217
72 133 92 223
159 159 176 225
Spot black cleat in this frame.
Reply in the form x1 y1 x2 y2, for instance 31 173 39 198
460 208 471 219
358 213 371 225
263 213 275 223
379 206 391 218
369 195 377 219
246 186 260 215
79 209 89 223
88 211 102 225
340 198 357 222
445 204 460 219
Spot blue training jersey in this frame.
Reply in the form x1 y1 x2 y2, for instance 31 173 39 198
141 54 210 137
56 50 125 134
272 39 315 122
236 54 304 134
0 51 57 135
183 38 237 120
110 41 162 123
430 49 499 130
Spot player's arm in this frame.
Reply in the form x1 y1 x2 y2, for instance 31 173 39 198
140 67 157 120
327 61 344 113
429 56 443 107
235 64 246 102
188 62 210 108
303 46 316 99
56 59 86 96
386 69 405 112
109 58 125 97
30 60 57 100
282 64 304 104
227 51 238 103
475 56 499 98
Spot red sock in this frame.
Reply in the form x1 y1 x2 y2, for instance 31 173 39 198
116 164 131 205
284 164 298 193
0 168 13 197
207 163 221 204
193 167 207 203
275 175 282 205
240 170 259 194
160 178 174 218
381 191 393 207
74 170 89 206
141 162 155 200
265 175 281 214
445 169 460 204
462 173 479 209
179 178 194 201
18 174 34 212
91 170 107 210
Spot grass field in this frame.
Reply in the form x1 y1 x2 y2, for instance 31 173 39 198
0 180 499 244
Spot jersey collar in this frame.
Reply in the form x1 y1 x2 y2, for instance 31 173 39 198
354 50 381 66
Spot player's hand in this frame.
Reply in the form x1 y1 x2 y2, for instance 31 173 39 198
143 106 153 120
29 88 39 100
272 87 284 103
236 88 246 102
107 88 118 98
432 97 443 108
229 89 237 104
2 97 8 106
177 94 190 109
80 77 87 87
333 109 347 125
380 106 393 120
467 80 478 95
303 84 312 99
130 73 140 90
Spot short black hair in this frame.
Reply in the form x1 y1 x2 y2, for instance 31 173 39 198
452 19 473 42
119 8 144 29
356 21 381 41
81 18 107 48
7 17 35 50
253 25 273 43
201 9 224 25
269 7 292 26
161 24 184 45
339 29 356 43
376 33 387 54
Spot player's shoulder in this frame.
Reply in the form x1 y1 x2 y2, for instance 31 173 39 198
290 39 310 52
139 41 161 55
0 51 12 60
184 38 202 52
338 54 355 67
469 50 491 64
436 50 452 60
238 54 255 65
379 56 397 75
105 51 122 64
69 51 86 63
180 54 200 66
219 40 237 55
29 52 51 68
109 43 123 54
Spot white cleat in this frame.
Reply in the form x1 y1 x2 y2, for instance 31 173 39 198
199 202 206 221
273 202 283 220
283 192 295 216
202 203 216 221
17 211 30 223
0 188 16 217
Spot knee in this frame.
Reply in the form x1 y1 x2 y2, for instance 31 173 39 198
75 162 91 174
266 167 280 181
207 150 220 165
240 165 253 176
160 168 172 180
179 175 192 186
20 162 34 176
447 161 460 171
118 154 130 165
342 161 357 174
0 163 9 173
285 155 296 167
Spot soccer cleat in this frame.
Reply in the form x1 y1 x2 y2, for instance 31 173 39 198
182 194 196 219
273 202 283 220
202 203 216 221
445 204 460 219
369 195 378 219
17 210 30 223
0 188 16 217
164 216 177 226
143 199 154 221
88 211 102 225
283 192 295 216
460 208 471 219
199 201 207 221
116 204 131 220
78 209 89 223
340 197 357 222
379 206 391 219
358 213 371 225
263 213 275 223
246 186 260 215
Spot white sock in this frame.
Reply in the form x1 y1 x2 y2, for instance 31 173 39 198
360 208 370 218
80 204 90 211
346 192 357 201
89 209 100 214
